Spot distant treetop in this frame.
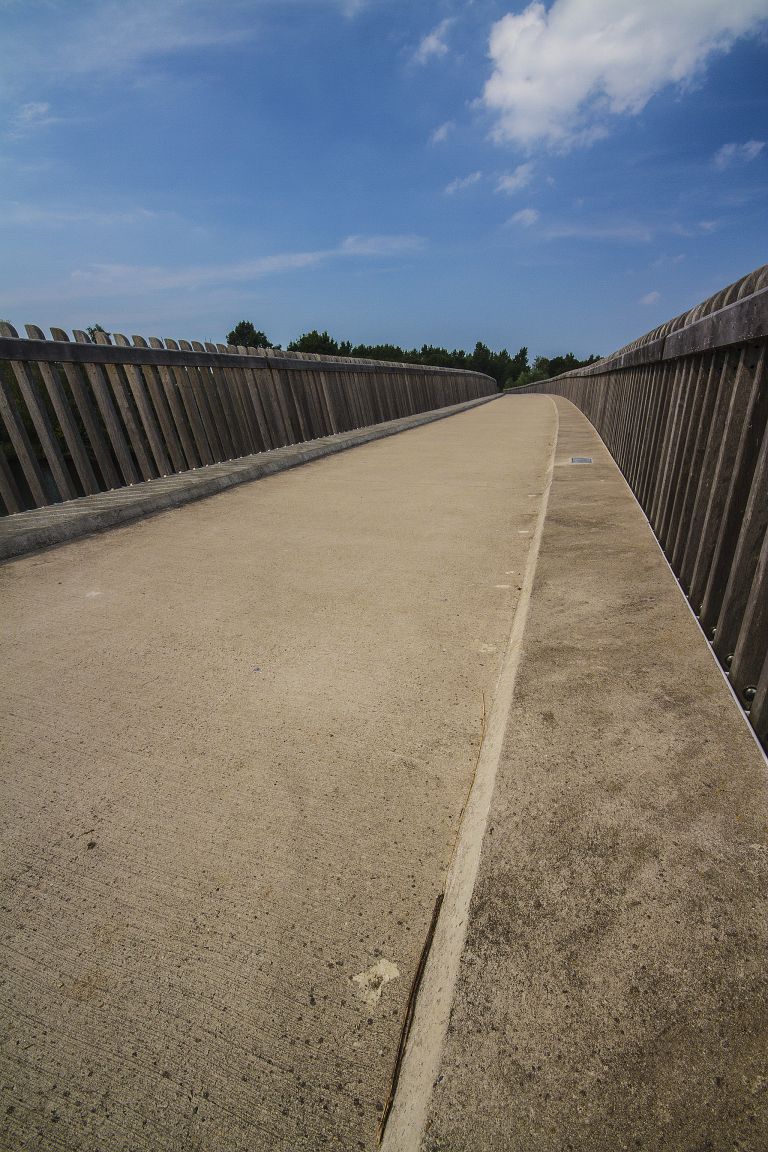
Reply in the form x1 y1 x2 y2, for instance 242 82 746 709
226 319 598 390
287 330 348 355
226 321 271 349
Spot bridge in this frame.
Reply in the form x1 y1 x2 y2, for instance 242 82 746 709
1 267 766 1151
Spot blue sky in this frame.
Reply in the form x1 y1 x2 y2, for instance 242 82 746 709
1 0 767 357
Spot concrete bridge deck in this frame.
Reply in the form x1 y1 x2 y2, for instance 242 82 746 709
1 396 766 1151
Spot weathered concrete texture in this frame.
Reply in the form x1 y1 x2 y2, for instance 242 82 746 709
0 394 499 561
422 397 768 1151
0 398 556 1152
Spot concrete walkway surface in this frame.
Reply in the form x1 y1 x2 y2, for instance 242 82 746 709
1 396 766 1152
1 398 554 1151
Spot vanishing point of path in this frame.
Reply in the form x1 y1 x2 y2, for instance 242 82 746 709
1 397 556 1151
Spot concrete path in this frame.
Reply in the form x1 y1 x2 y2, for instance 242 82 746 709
1 397 556 1152
3 395 766 1152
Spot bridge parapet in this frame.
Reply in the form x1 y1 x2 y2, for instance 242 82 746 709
519 264 768 749
0 325 495 518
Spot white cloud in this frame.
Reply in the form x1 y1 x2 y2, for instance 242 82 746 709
496 162 535 193
414 18 454 64
6 102 59 139
640 291 661 305
430 121 454 145
652 253 685 268
509 207 540 226
1 0 378 97
713 139 765 168
70 255 323 293
444 171 483 195
1 1 249 89
544 221 653 241
0 202 159 227
339 234 424 256
64 234 425 296
482 0 768 149
14 102 53 126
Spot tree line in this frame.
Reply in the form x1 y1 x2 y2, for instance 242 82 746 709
226 321 600 390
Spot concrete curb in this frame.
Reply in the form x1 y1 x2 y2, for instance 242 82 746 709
0 394 500 561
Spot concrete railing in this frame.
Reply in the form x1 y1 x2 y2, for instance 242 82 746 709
0 323 496 517
518 264 768 750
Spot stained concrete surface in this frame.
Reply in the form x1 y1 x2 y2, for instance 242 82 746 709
420 398 768 1151
0 397 556 1152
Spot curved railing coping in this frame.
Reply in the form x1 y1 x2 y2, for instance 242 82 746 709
623 264 768 350
0 321 496 384
539 263 768 379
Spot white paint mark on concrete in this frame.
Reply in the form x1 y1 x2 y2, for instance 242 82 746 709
494 584 511 589
478 644 497 654
352 958 400 1006
85 591 102 598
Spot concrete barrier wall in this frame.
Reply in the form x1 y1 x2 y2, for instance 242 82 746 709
0 323 496 519
518 264 768 750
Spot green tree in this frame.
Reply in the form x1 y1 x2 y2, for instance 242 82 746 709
505 346 529 385
226 321 271 348
287 330 341 355
512 351 600 388
350 343 407 362
469 340 493 377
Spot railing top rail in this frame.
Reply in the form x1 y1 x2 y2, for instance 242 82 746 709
0 324 495 383
553 264 768 377
628 263 767 347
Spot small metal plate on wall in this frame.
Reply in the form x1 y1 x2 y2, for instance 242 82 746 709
571 456 593 464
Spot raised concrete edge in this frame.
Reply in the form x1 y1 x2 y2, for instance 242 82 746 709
0 394 501 562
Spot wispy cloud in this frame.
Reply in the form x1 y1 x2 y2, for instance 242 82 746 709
652 253 685 268
2 1 379 95
70 255 323 294
6 102 59 139
509 207 539 226
640 291 660 305
482 0 768 149
667 220 721 238
65 234 425 296
339 234 424 256
496 162 534 194
1 0 249 89
713 139 765 169
414 18 454 65
543 221 654 242
430 121 454 145
0 202 159 227
444 171 482 195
